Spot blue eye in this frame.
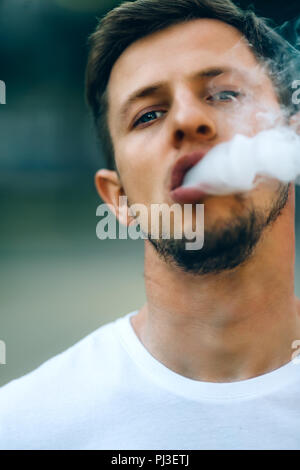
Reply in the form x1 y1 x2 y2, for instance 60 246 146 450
207 90 241 102
133 110 166 128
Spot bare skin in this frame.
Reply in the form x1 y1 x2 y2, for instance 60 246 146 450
95 19 300 382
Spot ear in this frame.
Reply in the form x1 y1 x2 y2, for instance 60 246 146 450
95 169 133 226
289 111 300 134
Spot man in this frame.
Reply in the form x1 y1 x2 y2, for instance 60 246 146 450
0 0 300 450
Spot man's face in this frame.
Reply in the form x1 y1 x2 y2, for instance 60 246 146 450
104 18 290 274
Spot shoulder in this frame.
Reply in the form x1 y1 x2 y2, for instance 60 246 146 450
0 313 131 449
0 316 123 399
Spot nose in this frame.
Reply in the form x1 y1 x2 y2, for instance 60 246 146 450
169 89 217 147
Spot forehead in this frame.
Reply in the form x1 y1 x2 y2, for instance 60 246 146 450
108 18 261 123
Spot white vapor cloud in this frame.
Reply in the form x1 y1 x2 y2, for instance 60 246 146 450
182 127 300 195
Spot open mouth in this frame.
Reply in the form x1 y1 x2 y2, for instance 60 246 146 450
169 151 208 203
170 151 207 191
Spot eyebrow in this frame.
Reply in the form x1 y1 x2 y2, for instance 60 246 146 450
118 66 242 121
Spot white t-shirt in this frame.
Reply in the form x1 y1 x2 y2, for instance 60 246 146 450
0 310 300 450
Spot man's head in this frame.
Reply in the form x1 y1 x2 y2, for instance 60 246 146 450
86 0 297 171
86 0 297 275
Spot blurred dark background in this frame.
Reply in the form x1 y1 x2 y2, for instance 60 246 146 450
0 0 300 386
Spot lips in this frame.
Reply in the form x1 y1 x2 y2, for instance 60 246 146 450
169 151 207 203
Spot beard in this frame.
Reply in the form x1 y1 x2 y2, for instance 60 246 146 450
146 183 290 276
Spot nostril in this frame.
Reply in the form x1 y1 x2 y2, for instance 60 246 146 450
175 129 184 141
198 124 210 135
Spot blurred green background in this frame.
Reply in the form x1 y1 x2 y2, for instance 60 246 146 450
0 0 300 387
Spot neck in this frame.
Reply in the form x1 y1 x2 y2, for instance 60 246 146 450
131 191 300 382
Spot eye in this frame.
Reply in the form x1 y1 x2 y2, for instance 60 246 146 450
133 110 166 128
206 90 242 103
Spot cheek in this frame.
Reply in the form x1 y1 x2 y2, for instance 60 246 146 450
247 179 284 212
114 137 164 203
214 98 282 139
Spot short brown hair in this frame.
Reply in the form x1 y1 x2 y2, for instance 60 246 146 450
85 0 298 170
